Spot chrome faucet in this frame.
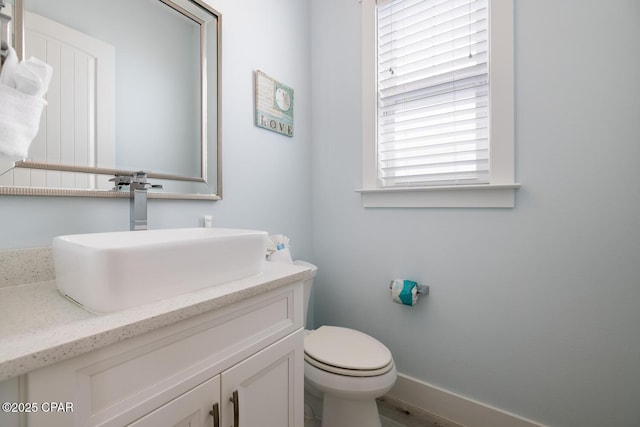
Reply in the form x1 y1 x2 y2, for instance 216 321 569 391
110 171 163 231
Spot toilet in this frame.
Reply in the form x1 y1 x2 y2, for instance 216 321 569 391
295 261 397 427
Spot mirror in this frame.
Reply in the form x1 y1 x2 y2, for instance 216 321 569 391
0 0 221 199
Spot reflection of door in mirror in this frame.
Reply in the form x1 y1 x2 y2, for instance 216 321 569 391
0 11 115 190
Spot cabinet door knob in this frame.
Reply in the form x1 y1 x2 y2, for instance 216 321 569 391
229 390 240 427
209 402 220 427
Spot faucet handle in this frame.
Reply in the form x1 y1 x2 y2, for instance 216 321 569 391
132 171 149 182
132 172 162 191
109 175 132 190
110 171 162 191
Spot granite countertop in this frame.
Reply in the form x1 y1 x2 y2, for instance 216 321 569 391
0 261 310 382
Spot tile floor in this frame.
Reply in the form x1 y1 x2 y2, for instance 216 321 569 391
304 396 463 427
377 397 463 427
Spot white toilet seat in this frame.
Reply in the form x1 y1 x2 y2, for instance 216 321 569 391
304 353 394 377
304 326 394 377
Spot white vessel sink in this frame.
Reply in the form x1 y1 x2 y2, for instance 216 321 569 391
53 228 268 313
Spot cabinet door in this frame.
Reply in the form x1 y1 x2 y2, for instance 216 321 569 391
0 377 22 427
128 375 220 427
221 330 304 427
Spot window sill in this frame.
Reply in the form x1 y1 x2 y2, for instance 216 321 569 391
355 184 521 208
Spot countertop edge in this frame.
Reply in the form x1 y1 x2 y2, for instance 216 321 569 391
0 262 310 382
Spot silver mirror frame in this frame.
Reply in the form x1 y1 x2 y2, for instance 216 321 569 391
0 0 222 200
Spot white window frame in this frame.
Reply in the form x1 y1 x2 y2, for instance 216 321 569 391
358 0 519 208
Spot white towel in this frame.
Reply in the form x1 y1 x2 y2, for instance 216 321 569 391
14 56 53 98
0 85 47 160
0 47 52 161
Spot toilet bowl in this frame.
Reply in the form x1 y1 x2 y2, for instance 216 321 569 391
294 261 397 427
304 326 397 427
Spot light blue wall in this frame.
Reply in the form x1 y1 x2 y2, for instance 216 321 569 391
0 0 313 260
3 1 640 426
309 0 640 426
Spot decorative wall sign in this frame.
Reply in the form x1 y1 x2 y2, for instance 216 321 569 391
255 70 294 137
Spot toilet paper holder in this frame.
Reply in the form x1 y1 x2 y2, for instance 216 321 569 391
388 280 429 295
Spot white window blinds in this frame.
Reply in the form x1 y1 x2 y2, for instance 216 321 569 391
377 0 490 187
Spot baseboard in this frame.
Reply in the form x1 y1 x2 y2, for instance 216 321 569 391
386 373 546 427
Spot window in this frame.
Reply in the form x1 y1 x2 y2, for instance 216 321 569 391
359 0 518 208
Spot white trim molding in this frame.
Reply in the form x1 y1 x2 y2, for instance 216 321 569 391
387 373 546 427
356 183 520 208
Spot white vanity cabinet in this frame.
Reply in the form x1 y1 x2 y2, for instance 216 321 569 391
24 282 304 427
128 374 220 427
